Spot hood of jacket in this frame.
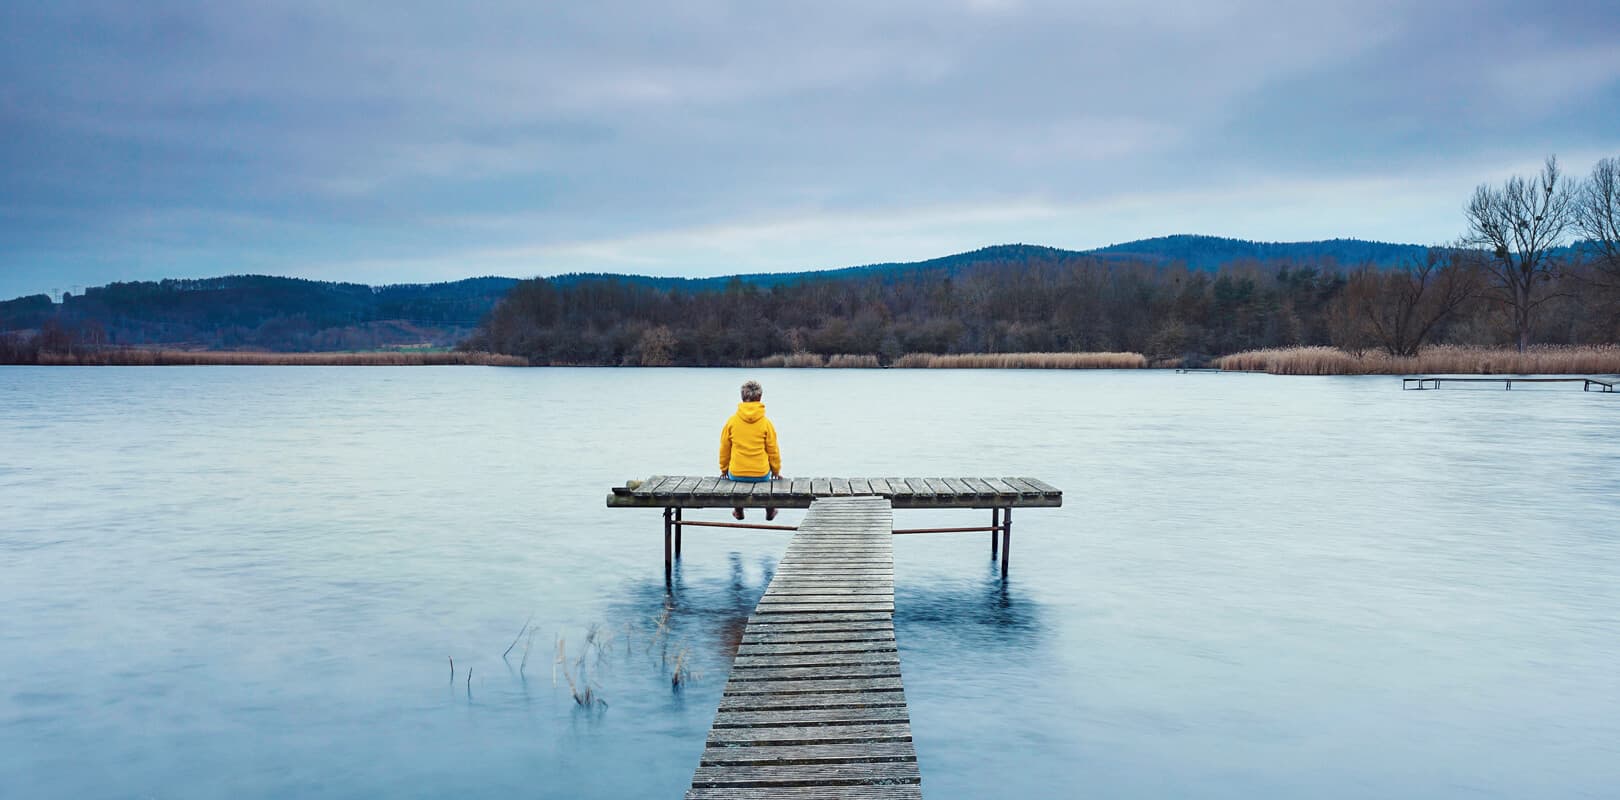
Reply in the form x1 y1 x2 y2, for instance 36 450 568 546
735 401 766 423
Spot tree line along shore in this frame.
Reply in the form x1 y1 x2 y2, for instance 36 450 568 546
11 344 1620 376
5 155 1619 375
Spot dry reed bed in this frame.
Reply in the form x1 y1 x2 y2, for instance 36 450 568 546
894 351 1147 369
755 353 879 368
35 349 529 367
1216 345 1620 375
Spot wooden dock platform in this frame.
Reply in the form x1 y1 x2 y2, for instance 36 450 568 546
688 496 922 800
609 476 1063 509
608 476 1063 580
1403 376 1615 392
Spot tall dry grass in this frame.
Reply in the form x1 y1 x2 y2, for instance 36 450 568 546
756 352 822 367
825 353 880 368
892 351 1147 369
34 348 528 367
1216 345 1620 375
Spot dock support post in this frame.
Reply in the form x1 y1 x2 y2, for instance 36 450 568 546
662 507 673 579
674 507 683 558
991 508 1000 560
1000 506 1013 579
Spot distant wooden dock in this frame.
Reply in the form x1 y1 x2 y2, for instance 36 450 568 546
1403 376 1615 392
608 476 1063 579
686 496 921 800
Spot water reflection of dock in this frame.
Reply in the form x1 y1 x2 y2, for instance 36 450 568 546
687 497 921 799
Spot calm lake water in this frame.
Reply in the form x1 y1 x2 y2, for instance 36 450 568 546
2 367 1617 799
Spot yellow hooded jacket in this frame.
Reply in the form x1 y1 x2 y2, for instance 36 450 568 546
719 401 781 478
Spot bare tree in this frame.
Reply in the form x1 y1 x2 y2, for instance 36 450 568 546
1576 155 1620 284
1464 155 1575 351
1348 246 1483 356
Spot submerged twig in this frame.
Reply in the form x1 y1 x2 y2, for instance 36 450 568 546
448 656 454 684
502 614 534 661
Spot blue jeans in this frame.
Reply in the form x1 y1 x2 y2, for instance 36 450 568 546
728 472 771 483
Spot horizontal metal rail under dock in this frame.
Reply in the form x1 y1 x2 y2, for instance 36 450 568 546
1403 376 1615 392
687 496 922 800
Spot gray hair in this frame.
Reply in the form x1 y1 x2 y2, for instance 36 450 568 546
740 380 763 402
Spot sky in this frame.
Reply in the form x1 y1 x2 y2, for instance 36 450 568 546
2 1 1619 299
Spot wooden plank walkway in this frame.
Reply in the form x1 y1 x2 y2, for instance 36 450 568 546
609 476 1063 509
688 496 922 800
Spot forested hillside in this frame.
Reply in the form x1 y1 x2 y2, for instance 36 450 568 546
1 275 517 353
7 233 1616 366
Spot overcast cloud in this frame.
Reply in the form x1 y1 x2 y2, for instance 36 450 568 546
2 0 1618 297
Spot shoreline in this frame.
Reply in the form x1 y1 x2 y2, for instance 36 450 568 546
5 345 1620 376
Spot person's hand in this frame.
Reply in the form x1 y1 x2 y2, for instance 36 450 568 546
771 472 783 481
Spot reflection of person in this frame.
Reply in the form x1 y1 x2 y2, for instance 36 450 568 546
719 380 783 521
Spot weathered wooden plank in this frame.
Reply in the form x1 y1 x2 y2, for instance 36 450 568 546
865 477 892 496
789 478 811 497
778 556 893 563
705 721 912 743
741 620 893 633
900 478 932 497
691 760 921 786
773 566 894 574
713 704 911 728
718 689 907 711
732 649 901 667
753 606 896 616
699 740 917 764
687 784 922 800
1019 476 1063 496
939 477 972 497
737 635 896 649
1000 476 1042 497
762 589 894 600
921 478 953 496
745 611 893 624
763 576 894 584
719 674 906 695
671 476 702 496
726 662 902 681
754 591 892 602
982 477 1020 498
848 477 872 495
736 643 898 658
810 478 831 496
755 588 894 597
884 478 912 498
633 475 672 496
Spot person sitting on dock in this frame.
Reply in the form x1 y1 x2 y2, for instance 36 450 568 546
720 380 782 521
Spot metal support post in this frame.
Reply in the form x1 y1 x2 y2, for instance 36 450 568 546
674 507 683 558
1000 506 1013 579
991 508 1000 560
662 507 673 579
